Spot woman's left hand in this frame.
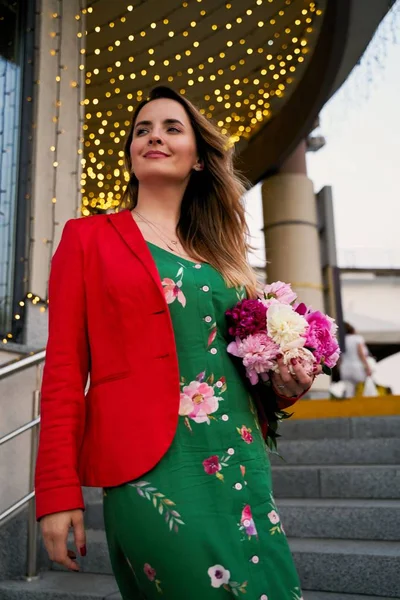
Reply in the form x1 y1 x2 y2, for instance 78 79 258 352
271 355 323 399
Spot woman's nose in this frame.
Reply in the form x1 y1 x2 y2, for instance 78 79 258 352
148 135 163 145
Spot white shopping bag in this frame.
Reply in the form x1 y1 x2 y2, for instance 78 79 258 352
363 376 379 397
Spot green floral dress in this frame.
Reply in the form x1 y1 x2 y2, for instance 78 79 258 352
103 242 302 600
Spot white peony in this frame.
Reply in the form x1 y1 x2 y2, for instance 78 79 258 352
267 303 308 346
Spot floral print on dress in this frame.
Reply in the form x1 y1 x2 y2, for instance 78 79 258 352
203 452 232 481
239 504 258 539
291 587 304 600
208 565 248 596
179 371 227 429
237 425 253 444
268 493 284 536
144 563 163 594
207 321 218 347
129 481 185 533
162 265 186 306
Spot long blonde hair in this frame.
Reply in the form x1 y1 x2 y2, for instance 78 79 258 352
120 86 258 299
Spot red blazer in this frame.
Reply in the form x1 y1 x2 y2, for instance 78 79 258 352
34 209 296 520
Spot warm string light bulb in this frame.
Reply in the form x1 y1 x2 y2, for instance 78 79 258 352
81 0 322 211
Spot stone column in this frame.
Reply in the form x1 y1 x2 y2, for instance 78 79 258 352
261 140 324 310
25 0 86 348
261 141 329 395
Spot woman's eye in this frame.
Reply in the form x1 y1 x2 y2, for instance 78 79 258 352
168 127 181 133
136 128 148 136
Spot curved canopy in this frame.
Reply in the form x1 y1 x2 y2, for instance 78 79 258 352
81 0 390 213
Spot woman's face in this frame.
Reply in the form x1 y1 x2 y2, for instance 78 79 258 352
130 98 200 185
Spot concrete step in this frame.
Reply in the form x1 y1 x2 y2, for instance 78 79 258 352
305 593 398 600
0 572 395 600
277 498 400 540
270 437 400 465
290 537 400 597
84 497 400 541
0 571 120 599
272 464 400 499
85 499 104 530
280 416 400 441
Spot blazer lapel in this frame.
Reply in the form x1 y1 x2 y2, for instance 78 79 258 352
108 209 166 300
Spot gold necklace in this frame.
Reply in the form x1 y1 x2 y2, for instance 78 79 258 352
133 210 186 256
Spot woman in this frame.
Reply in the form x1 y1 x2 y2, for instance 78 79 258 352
36 86 321 600
339 322 372 397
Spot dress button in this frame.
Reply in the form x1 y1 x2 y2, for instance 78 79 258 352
243 519 251 527
251 555 260 564
221 414 229 422
204 315 212 323
260 596 269 600
194 263 202 269
234 483 243 491
210 348 218 355
227 448 235 455
202 285 210 292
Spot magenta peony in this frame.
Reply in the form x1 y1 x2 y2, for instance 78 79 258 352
226 298 267 338
304 311 340 366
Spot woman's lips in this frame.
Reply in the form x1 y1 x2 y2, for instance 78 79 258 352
143 151 170 158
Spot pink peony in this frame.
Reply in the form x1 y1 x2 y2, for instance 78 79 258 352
144 563 156 581
226 299 267 338
305 311 340 367
273 346 315 377
241 504 258 537
203 455 222 475
262 281 297 305
227 333 280 385
179 380 220 424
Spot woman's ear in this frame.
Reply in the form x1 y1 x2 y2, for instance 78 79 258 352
193 159 204 172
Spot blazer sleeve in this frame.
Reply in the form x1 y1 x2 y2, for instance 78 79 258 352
35 219 89 520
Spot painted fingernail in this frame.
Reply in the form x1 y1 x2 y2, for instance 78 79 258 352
277 353 283 359
80 545 87 557
290 358 297 365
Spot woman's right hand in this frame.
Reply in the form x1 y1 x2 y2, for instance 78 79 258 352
40 509 86 571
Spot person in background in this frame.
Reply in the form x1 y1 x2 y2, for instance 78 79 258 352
339 322 372 397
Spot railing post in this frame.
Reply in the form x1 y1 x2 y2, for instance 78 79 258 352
25 363 42 580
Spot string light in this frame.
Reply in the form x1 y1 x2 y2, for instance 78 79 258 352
81 0 323 212
2 1 88 344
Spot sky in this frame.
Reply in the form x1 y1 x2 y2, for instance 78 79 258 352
243 7 400 269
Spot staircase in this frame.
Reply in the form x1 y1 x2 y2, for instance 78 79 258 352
0 416 399 599
271 415 400 599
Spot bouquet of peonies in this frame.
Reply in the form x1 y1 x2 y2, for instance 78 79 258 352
226 281 340 450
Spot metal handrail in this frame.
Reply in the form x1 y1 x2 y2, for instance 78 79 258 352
0 350 45 580
0 349 45 380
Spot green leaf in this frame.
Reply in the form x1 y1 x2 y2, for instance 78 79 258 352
206 373 215 385
322 364 332 376
163 498 176 506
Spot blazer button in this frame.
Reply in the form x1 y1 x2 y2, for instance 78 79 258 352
202 285 210 292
